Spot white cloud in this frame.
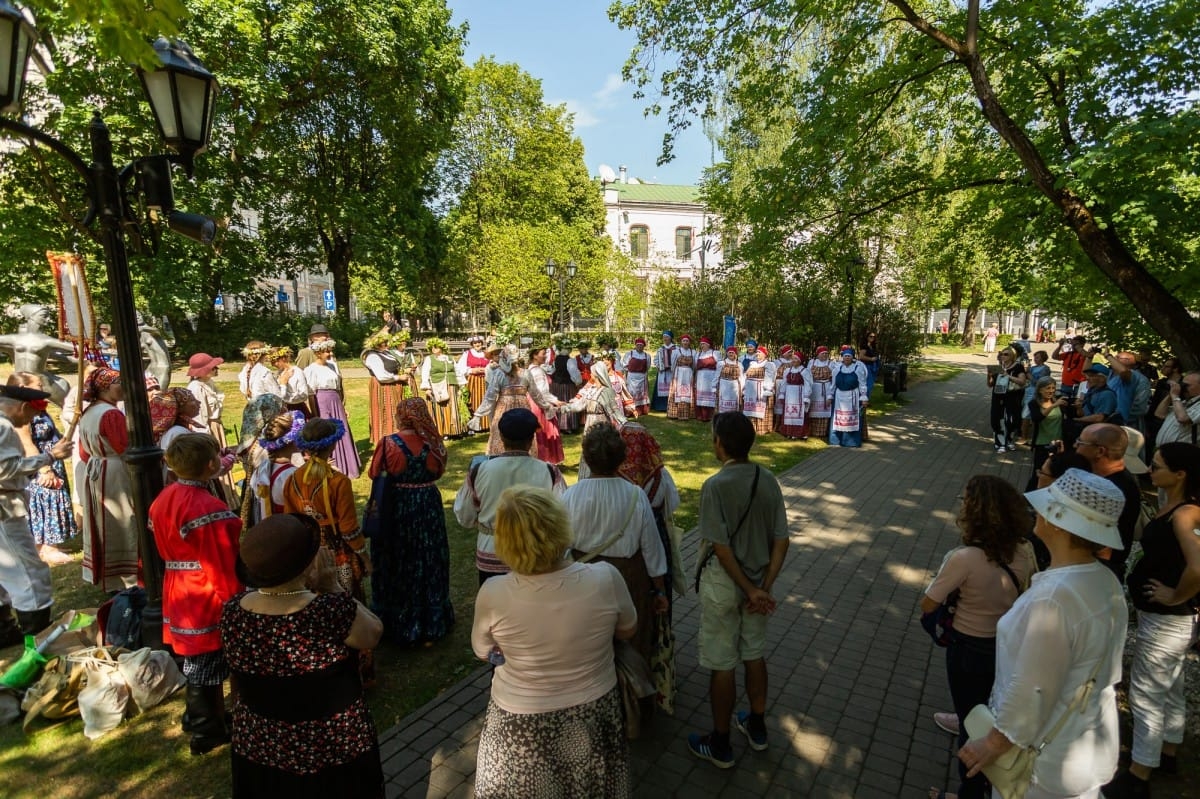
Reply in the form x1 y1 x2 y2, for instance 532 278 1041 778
593 73 625 108
563 99 600 129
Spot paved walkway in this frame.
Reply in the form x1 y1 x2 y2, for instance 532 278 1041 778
380 355 1033 798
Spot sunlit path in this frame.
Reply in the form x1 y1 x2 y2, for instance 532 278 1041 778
380 355 1035 798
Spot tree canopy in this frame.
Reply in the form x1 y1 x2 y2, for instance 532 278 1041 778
611 0 1200 365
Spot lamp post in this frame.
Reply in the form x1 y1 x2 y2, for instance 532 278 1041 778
544 257 577 333
845 255 865 345
0 3 219 649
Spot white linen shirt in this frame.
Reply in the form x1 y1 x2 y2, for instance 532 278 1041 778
562 477 667 577
990 561 1127 796
303 361 342 391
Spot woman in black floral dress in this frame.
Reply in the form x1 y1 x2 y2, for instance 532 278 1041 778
221 514 384 798
365 398 454 645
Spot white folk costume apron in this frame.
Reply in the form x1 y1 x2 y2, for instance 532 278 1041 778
830 363 865 447
668 348 696 420
717 359 743 413
808 358 834 438
695 352 719 420
623 350 651 414
779 367 811 438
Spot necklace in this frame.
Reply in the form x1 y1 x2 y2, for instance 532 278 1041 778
256 587 311 597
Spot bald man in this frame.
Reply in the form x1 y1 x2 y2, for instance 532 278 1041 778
1073 423 1145 584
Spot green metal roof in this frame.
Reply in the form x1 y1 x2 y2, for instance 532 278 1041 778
605 182 703 205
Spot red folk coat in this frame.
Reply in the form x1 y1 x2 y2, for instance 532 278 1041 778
148 481 242 655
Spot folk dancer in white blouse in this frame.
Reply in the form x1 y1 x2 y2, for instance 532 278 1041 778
652 331 677 412
238 341 271 399
694 337 720 422
563 423 668 667
717 346 745 414
807 346 835 440
302 339 360 478
621 338 652 417
522 347 564 465
267 346 310 417
742 345 777 435
772 345 792 432
777 350 812 440
470 345 537 457
186 352 228 445
361 331 407 441
668 334 697 420
828 347 869 448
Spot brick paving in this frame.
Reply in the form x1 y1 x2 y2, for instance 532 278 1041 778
381 355 1033 798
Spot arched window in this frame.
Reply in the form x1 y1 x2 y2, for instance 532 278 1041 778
675 227 693 259
629 225 649 259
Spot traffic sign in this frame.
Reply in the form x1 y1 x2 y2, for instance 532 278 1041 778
323 290 335 311
213 293 224 307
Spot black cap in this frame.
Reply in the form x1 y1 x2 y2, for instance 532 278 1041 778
308 323 330 337
497 407 540 441
0 384 51 402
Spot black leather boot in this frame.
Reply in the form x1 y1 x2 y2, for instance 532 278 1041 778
0 605 23 648
14 607 52 636
184 684 231 755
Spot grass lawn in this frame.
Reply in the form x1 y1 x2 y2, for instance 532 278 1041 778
0 361 954 797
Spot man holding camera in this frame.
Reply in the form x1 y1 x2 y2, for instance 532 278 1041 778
1154 371 1200 448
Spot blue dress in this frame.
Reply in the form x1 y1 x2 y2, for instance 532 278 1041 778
368 435 454 645
28 412 77 546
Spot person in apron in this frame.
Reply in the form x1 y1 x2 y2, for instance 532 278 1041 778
829 348 868 447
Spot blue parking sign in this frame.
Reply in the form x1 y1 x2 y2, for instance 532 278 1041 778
323 290 335 311
213 293 224 308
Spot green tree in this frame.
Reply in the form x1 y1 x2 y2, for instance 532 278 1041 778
611 0 1200 366
438 58 613 332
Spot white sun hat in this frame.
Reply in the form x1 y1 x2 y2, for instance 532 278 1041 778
1024 468 1125 550
1120 426 1149 475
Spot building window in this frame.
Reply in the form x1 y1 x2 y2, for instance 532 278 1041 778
675 227 693 259
629 225 649 259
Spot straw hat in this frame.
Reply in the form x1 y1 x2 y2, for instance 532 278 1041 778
1024 468 1125 549
1119 426 1150 475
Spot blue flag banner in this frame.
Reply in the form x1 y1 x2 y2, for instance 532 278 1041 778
723 315 737 351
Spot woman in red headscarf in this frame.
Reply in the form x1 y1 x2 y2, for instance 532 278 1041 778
77 367 138 591
694 337 719 421
778 349 812 439
365 399 454 645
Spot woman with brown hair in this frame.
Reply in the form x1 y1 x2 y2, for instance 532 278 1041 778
366 399 454 645
921 475 1038 799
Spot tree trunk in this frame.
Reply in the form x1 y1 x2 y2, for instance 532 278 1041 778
961 284 983 348
324 234 353 318
948 281 963 334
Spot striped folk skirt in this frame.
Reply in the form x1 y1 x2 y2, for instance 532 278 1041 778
466 373 490 431
475 687 629 799
367 377 403 443
550 380 580 433
425 386 465 438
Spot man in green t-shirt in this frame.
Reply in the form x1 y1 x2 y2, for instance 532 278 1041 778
688 412 790 769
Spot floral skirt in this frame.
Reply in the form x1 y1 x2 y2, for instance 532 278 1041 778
475 687 629 799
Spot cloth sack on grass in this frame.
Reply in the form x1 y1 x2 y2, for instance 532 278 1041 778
117 648 185 712
74 648 130 739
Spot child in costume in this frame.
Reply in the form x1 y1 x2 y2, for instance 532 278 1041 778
283 417 374 684
149 433 243 755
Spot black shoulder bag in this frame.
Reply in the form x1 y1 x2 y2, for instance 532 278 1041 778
693 465 760 593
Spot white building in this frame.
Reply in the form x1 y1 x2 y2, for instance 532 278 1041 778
602 166 723 282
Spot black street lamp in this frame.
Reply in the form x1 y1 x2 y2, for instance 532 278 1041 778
544 257 577 333
0 3 219 649
845 255 865 345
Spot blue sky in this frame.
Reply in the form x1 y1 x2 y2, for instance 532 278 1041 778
446 0 712 187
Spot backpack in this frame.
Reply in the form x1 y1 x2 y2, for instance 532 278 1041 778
100 587 146 650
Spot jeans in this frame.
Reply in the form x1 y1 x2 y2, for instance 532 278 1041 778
947 632 996 799
1130 611 1197 767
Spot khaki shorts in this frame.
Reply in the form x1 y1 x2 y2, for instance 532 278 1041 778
697 561 768 671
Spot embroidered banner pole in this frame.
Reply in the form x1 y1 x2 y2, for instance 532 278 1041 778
47 251 97 438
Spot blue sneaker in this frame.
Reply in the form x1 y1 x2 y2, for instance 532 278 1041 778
734 711 768 751
687 732 735 769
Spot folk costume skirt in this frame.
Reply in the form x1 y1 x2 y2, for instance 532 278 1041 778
314 389 361 479
367 377 403 443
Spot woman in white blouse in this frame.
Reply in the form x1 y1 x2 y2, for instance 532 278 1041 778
302 339 360 479
268 346 310 417
472 486 635 798
957 469 1128 799
562 423 668 666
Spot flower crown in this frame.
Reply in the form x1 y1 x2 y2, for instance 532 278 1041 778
310 339 337 353
241 343 272 358
268 345 293 361
296 418 346 451
425 337 446 351
259 411 306 452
